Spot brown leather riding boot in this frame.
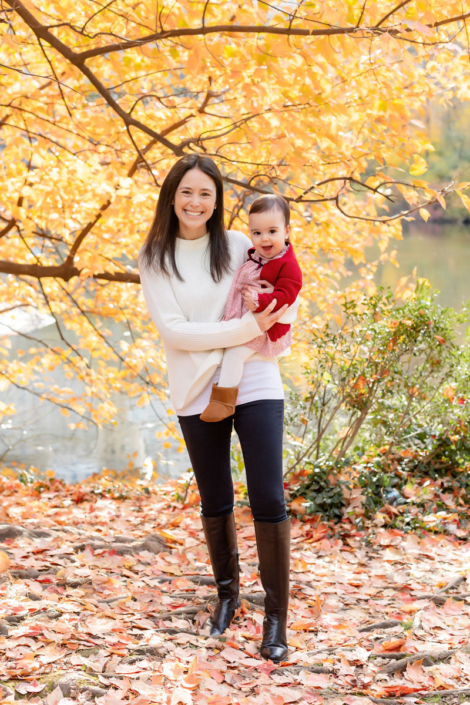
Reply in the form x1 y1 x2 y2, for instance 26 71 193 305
201 513 240 636
200 384 238 422
254 518 291 663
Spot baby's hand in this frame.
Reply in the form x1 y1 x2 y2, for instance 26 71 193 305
243 288 258 311
256 279 275 293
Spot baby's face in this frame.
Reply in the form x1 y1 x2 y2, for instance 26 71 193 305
249 208 290 259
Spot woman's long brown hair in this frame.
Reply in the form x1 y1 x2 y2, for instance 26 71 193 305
140 155 231 282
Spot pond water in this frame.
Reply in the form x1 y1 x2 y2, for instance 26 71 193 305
376 222 470 312
1 223 469 483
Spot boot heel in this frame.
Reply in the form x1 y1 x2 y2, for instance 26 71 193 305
201 513 240 636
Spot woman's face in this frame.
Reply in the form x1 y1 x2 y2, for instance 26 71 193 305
173 167 217 236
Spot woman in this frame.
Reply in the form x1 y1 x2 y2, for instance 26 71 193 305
138 154 298 662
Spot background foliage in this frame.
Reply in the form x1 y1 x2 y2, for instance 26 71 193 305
1 0 470 437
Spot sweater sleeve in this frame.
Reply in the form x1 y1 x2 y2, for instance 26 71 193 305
139 261 262 352
256 262 303 313
278 295 300 324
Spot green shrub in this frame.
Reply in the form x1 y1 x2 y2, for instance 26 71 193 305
286 283 470 521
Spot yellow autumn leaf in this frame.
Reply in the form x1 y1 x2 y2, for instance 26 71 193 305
457 190 470 213
409 155 428 176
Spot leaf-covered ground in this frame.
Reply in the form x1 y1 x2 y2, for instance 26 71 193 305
1 473 470 705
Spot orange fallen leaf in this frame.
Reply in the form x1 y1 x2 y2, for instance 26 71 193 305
290 497 307 516
376 638 407 653
304 672 331 688
443 598 464 615
405 658 426 684
159 529 184 544
290 619 318 631
181 674 201 690
309 595 322 619
382 685 424 696
292 559 308 572
0 550 10 573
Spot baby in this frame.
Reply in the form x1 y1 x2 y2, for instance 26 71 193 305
200 194 302 422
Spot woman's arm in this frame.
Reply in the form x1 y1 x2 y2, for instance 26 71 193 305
278 295 300 324
139 263 262 351
140 262 287 352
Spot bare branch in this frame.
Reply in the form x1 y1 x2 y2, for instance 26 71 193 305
61 13 470 62
374 1 412 29
0 369 97 425
0 218 17 239
0 260 140 283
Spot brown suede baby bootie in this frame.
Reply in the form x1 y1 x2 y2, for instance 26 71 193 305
200 384 238 422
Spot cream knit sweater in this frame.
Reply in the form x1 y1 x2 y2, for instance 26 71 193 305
139 230 298 411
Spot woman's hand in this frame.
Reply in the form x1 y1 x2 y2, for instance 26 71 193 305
253 299 288 331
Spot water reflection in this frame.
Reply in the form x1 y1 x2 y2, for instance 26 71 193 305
1 314 190 483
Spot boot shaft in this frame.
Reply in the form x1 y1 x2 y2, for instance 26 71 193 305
201 512 239 600
254 517 291 614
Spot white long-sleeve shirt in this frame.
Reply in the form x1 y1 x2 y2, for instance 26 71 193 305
139 230 298 414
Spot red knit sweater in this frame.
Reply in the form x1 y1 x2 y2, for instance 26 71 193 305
248 243 302 342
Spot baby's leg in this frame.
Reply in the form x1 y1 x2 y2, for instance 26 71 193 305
218 345 255 388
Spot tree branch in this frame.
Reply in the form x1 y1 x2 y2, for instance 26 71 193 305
5 0 182 155
374 1 412 29
0 260 140 283
59 13 470 62
63 113 196 265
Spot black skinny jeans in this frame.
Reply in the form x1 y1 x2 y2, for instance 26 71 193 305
178 399 287 523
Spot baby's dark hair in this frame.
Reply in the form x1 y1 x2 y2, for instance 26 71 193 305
249 194 290 227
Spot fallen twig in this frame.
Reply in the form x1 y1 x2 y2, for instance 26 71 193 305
436 576 466 593
369 652 412 659
420 592 470 606
153 627 220 638
156 604 207 619
377 649 456 675
420 688 470 696
358 620 402 633
274 665 332 675
155 575 215 586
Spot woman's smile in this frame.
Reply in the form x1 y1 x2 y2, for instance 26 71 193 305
183 208 204 218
